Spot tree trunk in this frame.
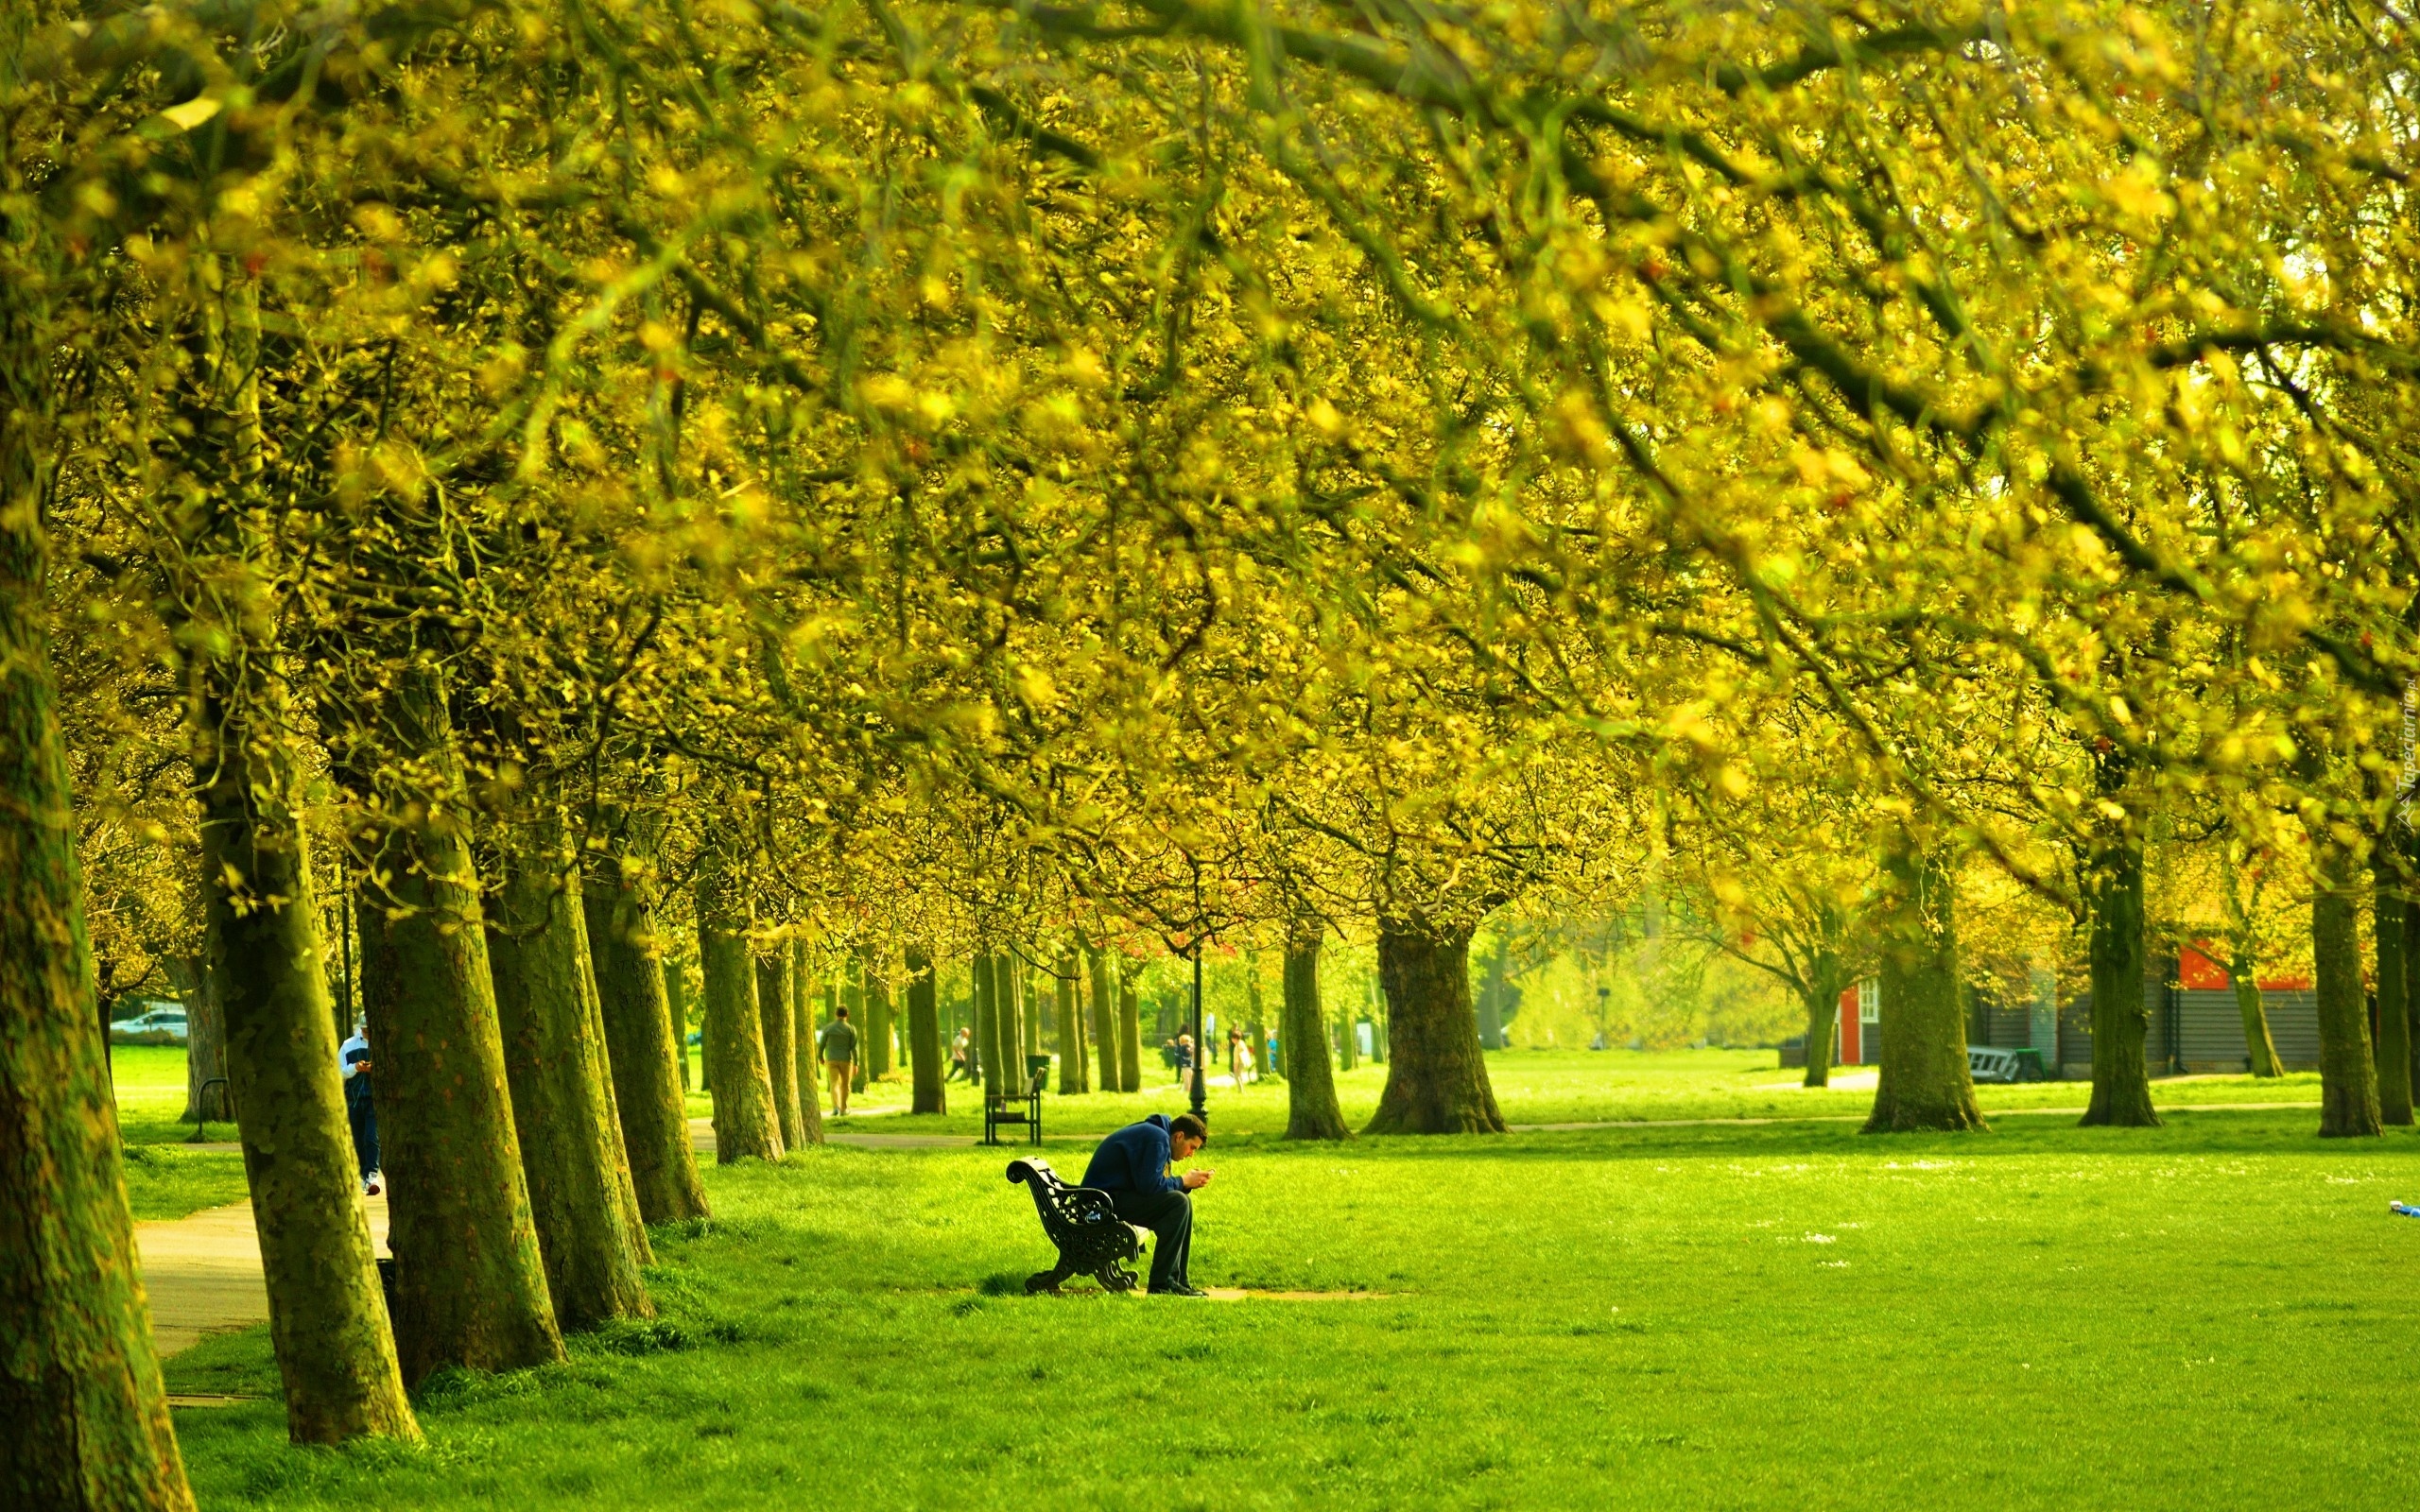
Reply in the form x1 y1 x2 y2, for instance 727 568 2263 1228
1245 949 1274 1081
1477 939 1509 1051
1018 958 1040 1064
755 950 804 1149
487 829 653 1332
1281 923 1350 1140
2375 863 2413 1125
347 673 563 1384
165 953 231 1124
582 864 708 1223
788 940 823 1145
1800 973 1838 1091
695 858 782 1163
200 679 420 1439
2406 902 2420 1119
844 954 869 1095
861 946 893 1080
1117 980 1144 1092
1864 844 1986 1134
1086 946 1117 1096
907 945 944 1114
2079 821 2159 1127
974 950 1002 1106
1363 917 1504 1135
0 454 204 1502
1056 951 1087 1093
2312 849 2381 1137
667 961 696 1092
2232 971 2284 1078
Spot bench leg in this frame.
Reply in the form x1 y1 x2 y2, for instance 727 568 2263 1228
1026 1262 1076 1295
1094 1262 1137 1293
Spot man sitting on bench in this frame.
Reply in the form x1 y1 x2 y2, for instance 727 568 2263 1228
1081 1112 1213 1297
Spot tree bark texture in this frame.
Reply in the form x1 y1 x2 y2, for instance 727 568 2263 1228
1363 918 1505 1135
2374 868 2413 1125
1280 925 1350 1140
906 945 944 1114
2232 972 2284 1078
1056 951 1087 1093
976 950 1003 1104
2311 852 2381 1137
755 950 804 1149
1086 947 1118 1095
350 675 565 1384
788 940 823 1145
2079 823 2159 1127
487 833 653 1332
1799 976 1838 1091
164 954 231 1124
861 946 893 1080
582 868 708 1223
1864 845 1986 1134
695 862 782 1163
0 460 202 1504
199 676 418 1440
1116 981 1144 1093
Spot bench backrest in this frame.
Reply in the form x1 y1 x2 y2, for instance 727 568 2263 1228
1023 1067 1049 1097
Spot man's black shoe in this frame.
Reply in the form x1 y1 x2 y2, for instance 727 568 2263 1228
1150 1282 1209 1297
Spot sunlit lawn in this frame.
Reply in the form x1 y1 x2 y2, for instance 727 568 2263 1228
164 1105 2420 1509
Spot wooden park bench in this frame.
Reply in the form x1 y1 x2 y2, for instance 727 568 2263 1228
983 1058 1049 1146
1006 1157 1148 1294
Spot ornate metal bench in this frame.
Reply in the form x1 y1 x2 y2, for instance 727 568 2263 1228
1006 1157 1148 1294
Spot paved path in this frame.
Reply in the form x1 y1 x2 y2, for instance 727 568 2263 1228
137 1193 389 1358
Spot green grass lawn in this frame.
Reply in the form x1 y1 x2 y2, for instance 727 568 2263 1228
108 1043 251 1219
164 1090 2420 1509
792 1047 2328 1140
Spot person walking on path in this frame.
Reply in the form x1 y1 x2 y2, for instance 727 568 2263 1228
1080 1112 1213 1296
819 1006 859 1115
946 1025 974 1084
339 1020 381 1195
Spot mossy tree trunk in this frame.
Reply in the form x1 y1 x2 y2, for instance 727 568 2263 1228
1056 950 1087 1093
1799 973 1840 1091
1116 977 1144 1092
906 945 944 1114
1863 843 1986 1134
2079 815 2158 1127
861 946 893 1080
1281 923 1350 1140
1364 916 1505 1135
2375 860 2413 1125
975 949 1002 1108
487 825 653 1332
581 859 708 1224
1016 957 1039 1064
347 672 563 1383
2311 847 2381 1138
199 673 419 1440
1245 950 1274 1081
1086 946 1118 1094
755 949 804 1149
2231 973 2285 1078
788 940 823 1145
695 855 782 1163
0 429 203 1503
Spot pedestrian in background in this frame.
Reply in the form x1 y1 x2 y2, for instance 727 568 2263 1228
339 1020 380 1196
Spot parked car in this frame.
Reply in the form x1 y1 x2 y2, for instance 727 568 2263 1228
112 1005 189 1044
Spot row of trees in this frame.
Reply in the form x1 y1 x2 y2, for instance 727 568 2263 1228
7 2 2417 1507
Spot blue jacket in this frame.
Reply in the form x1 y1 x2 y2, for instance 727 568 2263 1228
1082 1115 1184 1196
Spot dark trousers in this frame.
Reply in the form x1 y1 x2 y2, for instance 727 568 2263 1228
1110 1188 1192 1290
347 1095 379 1181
